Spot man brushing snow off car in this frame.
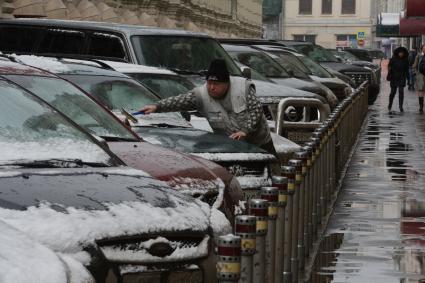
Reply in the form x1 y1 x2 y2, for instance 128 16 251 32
141 59 277 155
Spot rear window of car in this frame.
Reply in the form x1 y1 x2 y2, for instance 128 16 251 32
87 32 126 60
0 26 43 53
38 28 85 55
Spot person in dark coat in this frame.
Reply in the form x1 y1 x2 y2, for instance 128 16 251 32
408 48 418 90
387 47 409 112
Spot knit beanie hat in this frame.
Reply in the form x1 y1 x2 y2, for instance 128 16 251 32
206 59 230 82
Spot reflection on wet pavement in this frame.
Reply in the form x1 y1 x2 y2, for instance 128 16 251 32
311 69 425 282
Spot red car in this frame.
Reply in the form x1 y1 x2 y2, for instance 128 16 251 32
1 57 244 223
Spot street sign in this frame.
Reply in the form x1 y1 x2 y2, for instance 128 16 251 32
357 31 365 39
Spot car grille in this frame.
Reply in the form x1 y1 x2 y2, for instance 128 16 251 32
342 72 371 87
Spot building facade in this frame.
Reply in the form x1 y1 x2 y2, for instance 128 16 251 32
0 0 263 38
282 0 374 48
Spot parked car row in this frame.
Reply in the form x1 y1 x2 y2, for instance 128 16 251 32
0 18 374 283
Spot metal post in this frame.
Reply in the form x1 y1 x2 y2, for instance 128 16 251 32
249 199 268 283
235 215 256 283
217 234 241 283
310 136 322 227
261 187 278 283
288 159 302 282
294 151 308 271
281 166 295 283
301 145 313 255
272 175 288 283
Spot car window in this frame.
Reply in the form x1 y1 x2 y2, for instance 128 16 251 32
129 73 195 99
298 55 333 78
5 75 137 141
87 32 126 59
38 29 85 55
229 51 289 78
131 36 242 76
0 78 112 165
292 44 339 63
62 75 158 112
0 26 43 53
271 52 310 79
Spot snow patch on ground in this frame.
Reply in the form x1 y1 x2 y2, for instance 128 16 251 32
0 199 210 253
210 208 232 236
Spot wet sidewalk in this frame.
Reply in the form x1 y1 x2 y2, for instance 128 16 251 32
310 67 425 282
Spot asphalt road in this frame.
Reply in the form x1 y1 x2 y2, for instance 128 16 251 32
310 62 425 282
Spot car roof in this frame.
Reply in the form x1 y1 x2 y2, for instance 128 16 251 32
100 60 176 75
276 40 314 46
0 57 57 77
0 18 210 38
13 55 132 78
221 44 260 53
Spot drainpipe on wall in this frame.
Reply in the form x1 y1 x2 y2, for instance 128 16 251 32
280 0 285 39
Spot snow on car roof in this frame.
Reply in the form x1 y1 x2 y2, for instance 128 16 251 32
0 58 56 77
100 60 176 75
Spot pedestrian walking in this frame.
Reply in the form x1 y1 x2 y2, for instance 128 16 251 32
140 59 277 154
387 47 409 112
412 44 425 113
408 48 418 90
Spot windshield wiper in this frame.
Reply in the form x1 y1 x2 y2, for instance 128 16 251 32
99 136 138 142
2 159 109 168
169 68 207 76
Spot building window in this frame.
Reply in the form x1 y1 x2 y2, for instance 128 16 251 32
293 34 316 43
336 34 357 48
299 0 312 15
341 0 356 14
322 0 332 14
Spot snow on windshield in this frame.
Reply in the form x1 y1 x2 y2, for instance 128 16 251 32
0 197 210 253
0 135 110 165
130 112 192 128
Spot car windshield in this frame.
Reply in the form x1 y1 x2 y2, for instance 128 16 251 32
291 44 339 63
5 75 138 142
340 51 359 61
131 35 242 76
228 51 290 78
61 75 158 112
296 55 333 78
0 78 112 166
128 73 195 99
269 52 310 79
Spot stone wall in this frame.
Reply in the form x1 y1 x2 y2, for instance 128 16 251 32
1 0 262 38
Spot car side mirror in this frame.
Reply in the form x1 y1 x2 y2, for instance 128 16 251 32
241 67 252 79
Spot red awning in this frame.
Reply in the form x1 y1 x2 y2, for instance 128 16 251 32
399 17 425 36
405 0 425 18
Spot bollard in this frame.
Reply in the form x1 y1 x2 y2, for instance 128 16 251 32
281 165 295 283
294 151 308 271
309 136 322 230
217 234 241 283
261 187 278 283
305 140 318 239
272 175 288 283
301 145 313 255
235 215 256 283
288 159 302 282
249 199 268 283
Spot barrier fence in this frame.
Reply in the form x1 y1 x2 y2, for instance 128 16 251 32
216 82 369 283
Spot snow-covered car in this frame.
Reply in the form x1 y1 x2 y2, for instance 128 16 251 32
12 56 284 197
0 73 222 282
6 55 244 223
0 220 93 283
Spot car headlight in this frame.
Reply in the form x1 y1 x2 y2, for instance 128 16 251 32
344 86 354 96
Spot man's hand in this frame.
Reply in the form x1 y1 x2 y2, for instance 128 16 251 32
229 131 247 141
140 105 157 114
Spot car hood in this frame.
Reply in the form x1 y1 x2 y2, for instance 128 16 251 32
0 167 210 252
270 77 326 95
311 76 349 88
253 79 319 99
319 62 370 73
107 141 226 194
351 60 380 69
133 126 276 162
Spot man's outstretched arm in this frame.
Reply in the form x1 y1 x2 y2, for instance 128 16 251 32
141 92 198 113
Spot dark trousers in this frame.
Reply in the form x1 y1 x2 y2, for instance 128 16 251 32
389 85 404 110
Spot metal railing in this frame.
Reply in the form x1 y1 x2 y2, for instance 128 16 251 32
215 82 369 283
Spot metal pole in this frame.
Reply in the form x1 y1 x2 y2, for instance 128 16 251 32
249 199 268 283
294 151 308 271
235 215 256 283
288 159 302 282
217 234 241 283
301 145 313 255
261 187 278 283
272 175 288 283
281 165 295 283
